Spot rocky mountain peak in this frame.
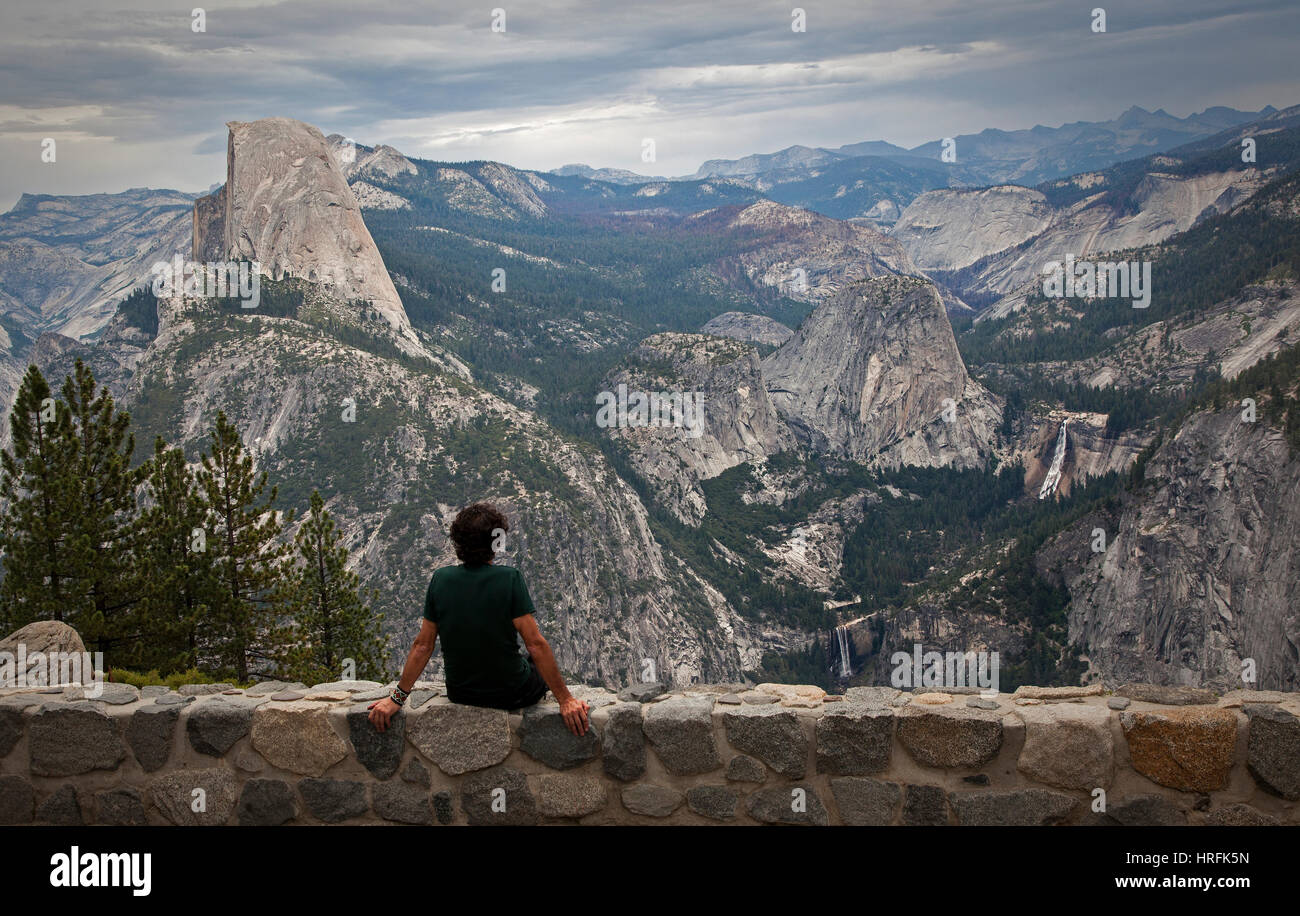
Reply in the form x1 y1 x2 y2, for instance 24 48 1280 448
699 312 794 347
604 332 792 524
324 134 418 181
762 275 1000 466
192 117 419 352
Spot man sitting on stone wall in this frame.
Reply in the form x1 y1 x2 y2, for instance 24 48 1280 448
368 502 590 736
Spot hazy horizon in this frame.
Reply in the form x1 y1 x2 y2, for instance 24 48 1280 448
2 0 1299 211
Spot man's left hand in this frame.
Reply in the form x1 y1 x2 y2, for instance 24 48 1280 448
368 697 401 732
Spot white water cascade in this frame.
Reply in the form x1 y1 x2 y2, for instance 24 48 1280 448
834 625 852 678
1038 419 1069 500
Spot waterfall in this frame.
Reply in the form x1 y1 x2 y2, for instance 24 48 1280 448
1038 419 1069 501
834 625 852 678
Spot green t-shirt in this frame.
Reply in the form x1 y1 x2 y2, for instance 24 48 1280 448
423 563 534 699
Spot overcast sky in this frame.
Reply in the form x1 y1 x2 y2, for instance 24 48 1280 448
1 0 1298 210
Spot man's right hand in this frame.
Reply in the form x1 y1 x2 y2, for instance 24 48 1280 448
558 695 590 736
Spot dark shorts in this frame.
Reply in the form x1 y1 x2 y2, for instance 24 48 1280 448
448 661 548 711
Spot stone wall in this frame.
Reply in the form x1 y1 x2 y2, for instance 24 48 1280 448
1 680 1296 826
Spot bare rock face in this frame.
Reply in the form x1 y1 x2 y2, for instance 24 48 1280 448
699 312 793 348
1040 407 1300 691
0 621 91 686
762 275 999 467
348 181 411 211
0 188 193 340
0 188 192 431
946 168 1268 306
193 118 417 350
324 134 418 182
1012 409 1151 500
688 200 917 304
604 332 794 524
892 185 1054 272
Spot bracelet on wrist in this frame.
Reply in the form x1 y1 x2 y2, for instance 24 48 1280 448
390 685 410 706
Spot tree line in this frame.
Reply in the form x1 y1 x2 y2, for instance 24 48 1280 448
0 360 387 684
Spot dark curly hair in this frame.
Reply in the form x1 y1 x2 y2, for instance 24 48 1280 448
449 502 508 566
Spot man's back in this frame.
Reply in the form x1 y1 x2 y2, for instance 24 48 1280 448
424 562 533 703
369 501 588 735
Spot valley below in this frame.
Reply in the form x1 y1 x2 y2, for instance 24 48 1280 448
3 104 1299 695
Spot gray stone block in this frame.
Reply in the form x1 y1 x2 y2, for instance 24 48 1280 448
722 705 807 778
347 704 406 779
0 775 35 824
815 704 893 774
1107 794 1186 826
150 768 238 826
686 785 739 820
186 699 254 756
298 778 369 823
618 682 665 703
642 696 720 775
620 784 683 817
518 704 600 770
1016 703 1113 791
600 702 645 781
830 776 900 826
537 774 606 818
96 788 146 826
407 704 510 776
897 705 1002 769
725 754 766 782
373 782 433 824
29 702 126 776
0 706 24 756
902 784 949 826
949 788 1077 826
746 784 829 825
460 766 537 826
237 778 297 826
1245 705 1300 800
401 756 432 788
127 704 178 772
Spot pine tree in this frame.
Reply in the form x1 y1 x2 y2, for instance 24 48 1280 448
196 411 291 681
278 490 386 683
134 438 217 672
0 365 79 628
60 359 144 657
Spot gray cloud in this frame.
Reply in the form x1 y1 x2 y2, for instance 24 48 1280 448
0 0 1297 209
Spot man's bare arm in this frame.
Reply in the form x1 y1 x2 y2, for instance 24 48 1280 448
368 619 437 732
514 613 589 736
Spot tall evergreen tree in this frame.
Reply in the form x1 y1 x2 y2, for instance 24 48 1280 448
60 359 144 656
279 490 386 683
134 438 216 672
196 411 291 681
0 365 78 628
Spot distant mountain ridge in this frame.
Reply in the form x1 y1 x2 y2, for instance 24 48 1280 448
550 104 1276 225
555 104 1273 185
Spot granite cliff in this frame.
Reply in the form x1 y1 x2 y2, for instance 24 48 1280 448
193 119 420 353
762 275 1000 468
1038 407 1300 691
